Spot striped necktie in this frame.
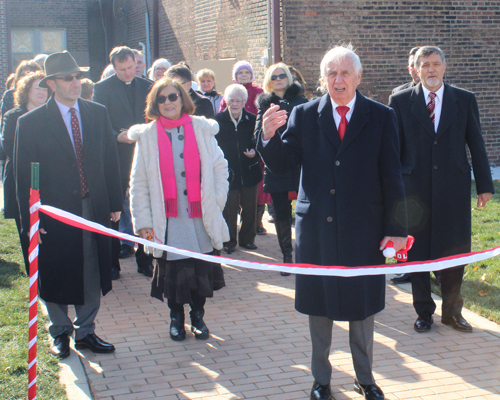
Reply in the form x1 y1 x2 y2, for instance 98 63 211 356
427 92 437 128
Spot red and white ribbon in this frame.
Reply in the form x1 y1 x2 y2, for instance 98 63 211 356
28 190 40 400
36 204 500 276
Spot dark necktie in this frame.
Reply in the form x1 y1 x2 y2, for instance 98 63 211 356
427 92 437 128
337 106 350 140
70 108 88 197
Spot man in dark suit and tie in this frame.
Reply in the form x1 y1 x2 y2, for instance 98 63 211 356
258 45 408 400
93 46 154 278
15 51 123 358
391 46 421 95
388 46 494 333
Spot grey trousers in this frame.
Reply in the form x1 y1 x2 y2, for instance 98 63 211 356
309 314 375 385
45 198 101 340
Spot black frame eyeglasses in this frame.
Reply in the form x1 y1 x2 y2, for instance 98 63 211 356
54 72 85 82
157 93 180 104
271 73 287 81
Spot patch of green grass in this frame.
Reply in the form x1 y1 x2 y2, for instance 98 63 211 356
0 216 67 400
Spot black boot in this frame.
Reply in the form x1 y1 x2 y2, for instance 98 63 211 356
190 309 209 339
169 311 186 341
275 219 293 276
256 206 267 235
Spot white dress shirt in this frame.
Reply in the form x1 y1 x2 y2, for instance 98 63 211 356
422 84 444 133
55 99 83 150
330 93 356 129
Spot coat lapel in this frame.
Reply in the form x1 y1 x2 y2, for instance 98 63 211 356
317 94 341 149
45 96 78 161
436 83 458 140
336 90 369 157
111 75 134 118
410 83 435 138
79 99 96 167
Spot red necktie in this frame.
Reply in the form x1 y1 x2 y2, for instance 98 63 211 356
427 92 437 127
70 108 88 197
337 106 349 140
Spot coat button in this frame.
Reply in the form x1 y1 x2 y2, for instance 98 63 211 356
184 190 187 195
73 190 78 195
335 161 340 166
434 140 438 145
178 135 184 140
181 171 186 177
327 216 333 222
330 189 336 195
434 165 438 169
180 153 184 159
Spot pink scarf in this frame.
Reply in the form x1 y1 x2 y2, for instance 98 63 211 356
157 114 202 218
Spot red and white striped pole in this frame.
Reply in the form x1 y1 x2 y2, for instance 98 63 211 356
28 162 40 400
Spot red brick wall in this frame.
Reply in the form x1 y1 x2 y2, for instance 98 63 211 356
282 0 500 165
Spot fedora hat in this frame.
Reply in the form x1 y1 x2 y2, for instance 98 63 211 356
39 51 89 88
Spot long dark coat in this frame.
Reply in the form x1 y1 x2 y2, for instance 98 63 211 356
388 83 494 262
258 91 407 321
15 96 123 305
214 108 261 190
2 105 28 219
255 83 308 193
93 74 152 194
190 89 215 119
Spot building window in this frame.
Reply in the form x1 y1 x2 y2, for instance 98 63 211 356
11 29 66 70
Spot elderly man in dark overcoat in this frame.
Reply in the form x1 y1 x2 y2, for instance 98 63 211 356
15 51 123 359
258 45 407 400
388 46 494 334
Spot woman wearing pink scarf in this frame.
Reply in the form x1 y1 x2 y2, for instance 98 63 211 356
129 78 229 341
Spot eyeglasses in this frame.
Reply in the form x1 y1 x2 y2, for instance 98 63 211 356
157 93 180 104
54 72 85 82
227 99 244 104
271 73 287 81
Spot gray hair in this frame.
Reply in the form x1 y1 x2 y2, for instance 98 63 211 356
414 46 446 69
149 58 172 80
320 44 362 86
224 84 248 102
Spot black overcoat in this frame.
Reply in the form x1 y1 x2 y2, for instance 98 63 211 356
15 96 123 304
258 91 407 321
92 75 152 194
255 83 308 193
190 89 216 119
388 83 494 262
214 108 261 190
2 105 28 219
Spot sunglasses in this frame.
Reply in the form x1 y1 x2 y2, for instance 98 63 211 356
271 73 287 81
54 72 85 82
157 93 180 104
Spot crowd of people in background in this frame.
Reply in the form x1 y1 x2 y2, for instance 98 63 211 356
0 43 494 400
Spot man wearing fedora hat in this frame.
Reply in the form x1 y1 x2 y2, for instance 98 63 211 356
15 51 123 358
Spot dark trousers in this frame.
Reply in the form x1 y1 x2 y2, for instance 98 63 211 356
411 266 465 319
223 184 258 247
111 223 151 271
168 293 206 313
14 217 30 275
270 191 292 222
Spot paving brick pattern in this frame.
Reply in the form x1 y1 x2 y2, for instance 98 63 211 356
76 218 500 400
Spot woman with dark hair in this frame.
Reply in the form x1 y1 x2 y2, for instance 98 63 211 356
255 62 308 274
215 84 262 254
1 71 49 273
129 78 229 341
0 60 42 126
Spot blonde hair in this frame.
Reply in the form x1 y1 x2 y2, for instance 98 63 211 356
195 68 217 91
263 63 294 94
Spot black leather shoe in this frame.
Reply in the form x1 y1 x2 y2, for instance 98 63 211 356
390 273 411 284
240 243 257 250
256 227 267 235
119 244 134 259
190 309 209 340
137 263 154 278
310 381 332 400
75 333 115 353
111 266 120 280
51 333 70 359
354 380 384 400
223 246 235 254
170 313 186 341
280 272 291 276
414 315 433 333
441 315 473 332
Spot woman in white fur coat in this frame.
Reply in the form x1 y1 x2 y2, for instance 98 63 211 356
129 78 229 341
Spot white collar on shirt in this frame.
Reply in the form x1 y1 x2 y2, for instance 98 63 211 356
54 98 80 117
330 93 357 127
422 83 444 105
